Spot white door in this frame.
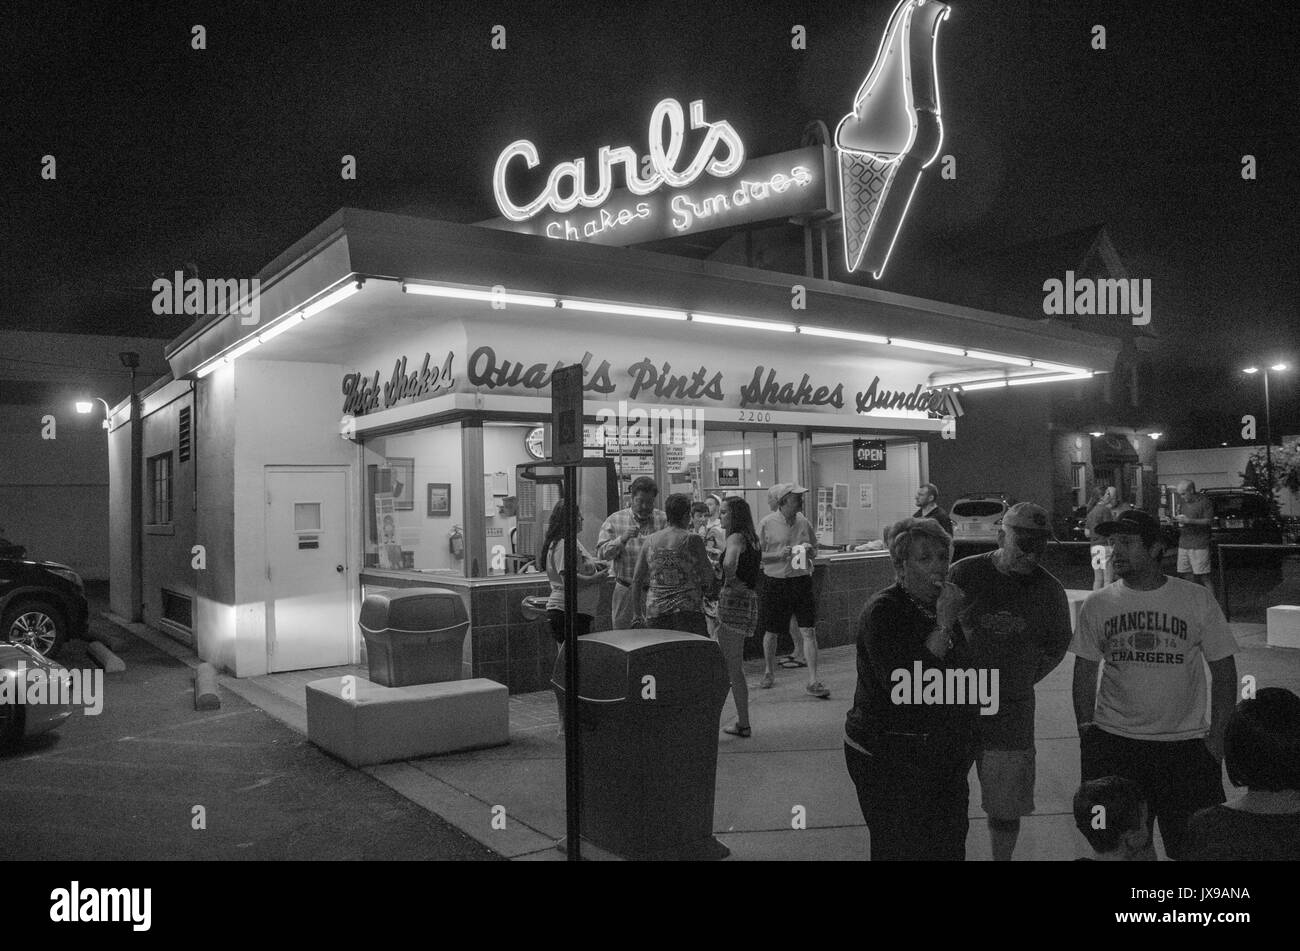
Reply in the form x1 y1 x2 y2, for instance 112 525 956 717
265 467 352 672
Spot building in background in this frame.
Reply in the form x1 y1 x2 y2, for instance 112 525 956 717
0 331 169 579
1158 443 1300 517
107 209 1120 683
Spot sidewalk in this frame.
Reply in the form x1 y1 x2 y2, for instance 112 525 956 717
109 607 1300 861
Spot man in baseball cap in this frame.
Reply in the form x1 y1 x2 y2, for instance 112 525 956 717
1070 507 1238 859
949 500 1072 860
758 483 829 697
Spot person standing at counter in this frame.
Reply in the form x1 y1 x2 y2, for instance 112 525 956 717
843 517 976 860
913 483 953 537
597 476 667 629
542 501 609 738
630 493 714 637
716 496 761 738
758 483 828 698
541 501 609 643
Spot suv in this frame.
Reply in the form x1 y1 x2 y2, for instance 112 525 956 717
950 493 1014 545
0 556 88 659
1198 488 1284 546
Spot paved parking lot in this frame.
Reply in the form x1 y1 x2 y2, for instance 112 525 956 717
0 609 500 861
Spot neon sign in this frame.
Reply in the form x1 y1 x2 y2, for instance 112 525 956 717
494 98 746 222
834 0 950 278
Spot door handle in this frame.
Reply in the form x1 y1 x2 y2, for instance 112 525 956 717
336 564 345 573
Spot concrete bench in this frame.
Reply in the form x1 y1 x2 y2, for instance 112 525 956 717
306 676 509 767
1266 605 1300 649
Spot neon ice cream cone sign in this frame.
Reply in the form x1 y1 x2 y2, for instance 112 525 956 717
835 0 950 278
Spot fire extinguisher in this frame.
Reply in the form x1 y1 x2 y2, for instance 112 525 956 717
448 524 464 559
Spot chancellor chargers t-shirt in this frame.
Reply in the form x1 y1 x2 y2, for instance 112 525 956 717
1071 577 1237 740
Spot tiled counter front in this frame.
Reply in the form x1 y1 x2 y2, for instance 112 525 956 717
360 572 615 695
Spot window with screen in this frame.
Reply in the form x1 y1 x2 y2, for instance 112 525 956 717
148 452 173 525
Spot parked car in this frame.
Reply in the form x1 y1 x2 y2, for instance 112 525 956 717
1193 488 1286 580
1199 488 1284 546
0 642 75 747
950 493 1015 545
0 556 89 659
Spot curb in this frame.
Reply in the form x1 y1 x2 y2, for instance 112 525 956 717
86 641 126 672
194 663 221 710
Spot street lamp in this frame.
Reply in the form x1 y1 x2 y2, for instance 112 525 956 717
1242 362 1290 506
75 397 111 429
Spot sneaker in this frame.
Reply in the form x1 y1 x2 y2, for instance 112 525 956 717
805 681 830 699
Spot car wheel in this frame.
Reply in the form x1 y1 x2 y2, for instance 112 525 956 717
1 601 66 659
0 694 23 748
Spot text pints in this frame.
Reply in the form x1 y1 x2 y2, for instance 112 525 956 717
341 352 455 416
891 661 1000 715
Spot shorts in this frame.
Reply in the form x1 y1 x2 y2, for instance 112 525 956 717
1089 544 1113 572
1080 727 1225 860
976 747 1036 820
1177 548 1211 575
762 575 816 632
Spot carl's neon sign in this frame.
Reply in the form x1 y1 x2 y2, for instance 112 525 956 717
493 98 746 222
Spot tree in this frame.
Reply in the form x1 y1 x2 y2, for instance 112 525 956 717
1240 444 1300 511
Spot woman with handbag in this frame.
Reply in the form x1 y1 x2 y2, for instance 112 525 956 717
843 516 978 860
716 496 761 738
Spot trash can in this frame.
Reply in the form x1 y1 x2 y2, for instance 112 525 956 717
359 588 470 687
551 628 731 860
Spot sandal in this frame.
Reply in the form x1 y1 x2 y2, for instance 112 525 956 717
759 672 775 689
723 722 752 738
805 681 831 699
779 658 808 669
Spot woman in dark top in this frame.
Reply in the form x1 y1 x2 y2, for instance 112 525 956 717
1187 687 1300 860
843 516 978 860
716 496 761 738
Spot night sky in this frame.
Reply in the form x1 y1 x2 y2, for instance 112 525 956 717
5 0 1297 447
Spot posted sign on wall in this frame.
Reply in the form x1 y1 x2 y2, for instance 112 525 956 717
853 439 887 470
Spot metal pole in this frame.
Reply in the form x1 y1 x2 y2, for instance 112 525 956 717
129 366 143 622
563 465 581 861
1264 371 1275 509
1217 544 1230 622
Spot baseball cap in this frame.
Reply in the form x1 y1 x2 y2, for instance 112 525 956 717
1002 502 1051 533
770 482 809 503
1095 510 1166 545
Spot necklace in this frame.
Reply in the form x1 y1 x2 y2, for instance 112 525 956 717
900 585 938 622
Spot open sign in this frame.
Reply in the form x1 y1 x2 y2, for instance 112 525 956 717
853 439 887 470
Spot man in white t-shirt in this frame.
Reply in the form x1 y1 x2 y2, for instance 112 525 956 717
1070 510 1238 860
758 484 828 698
